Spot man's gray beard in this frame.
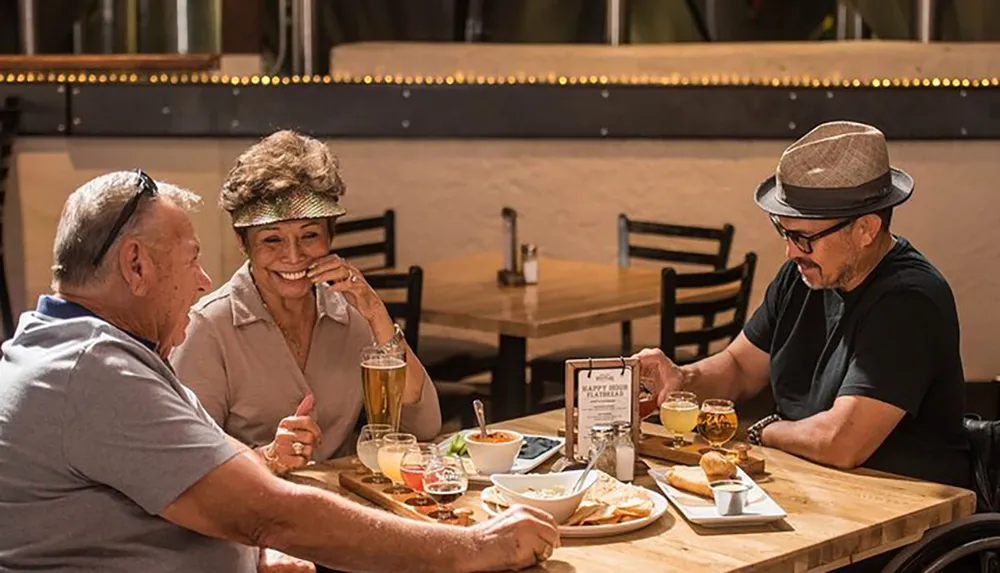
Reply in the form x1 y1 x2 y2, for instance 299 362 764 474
797 258 859 290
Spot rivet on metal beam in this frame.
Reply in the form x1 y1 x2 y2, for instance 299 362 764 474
601 89 610 99
401 119 411 129
788 122 797 130
789 92 798 100
402 89 411 99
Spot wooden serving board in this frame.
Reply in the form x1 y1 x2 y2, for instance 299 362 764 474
558 425 766 476
637 434 766 476
336 463 490 527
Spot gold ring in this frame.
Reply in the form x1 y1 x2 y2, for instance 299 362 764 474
292 442 306 456
536 545 553 561
349 273 358 283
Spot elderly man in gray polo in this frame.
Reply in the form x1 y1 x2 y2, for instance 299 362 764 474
0 170 559 573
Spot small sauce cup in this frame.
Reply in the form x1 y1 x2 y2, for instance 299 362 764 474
710 479 751 516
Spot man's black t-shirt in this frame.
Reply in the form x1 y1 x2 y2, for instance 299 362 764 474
744 236 969 488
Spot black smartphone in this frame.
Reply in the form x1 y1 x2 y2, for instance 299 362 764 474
517 436 562 460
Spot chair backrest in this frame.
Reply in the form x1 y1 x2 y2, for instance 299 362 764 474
333 209 396 271
618 213 735 271
965 415 1000 513
0 97 20 340
366 265 423 353
659 252 757 363
881 514 1000 573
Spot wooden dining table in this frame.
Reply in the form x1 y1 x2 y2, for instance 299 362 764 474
290 410 976 573
409 253 739 420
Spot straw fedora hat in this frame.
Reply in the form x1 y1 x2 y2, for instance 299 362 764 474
755 121 913 219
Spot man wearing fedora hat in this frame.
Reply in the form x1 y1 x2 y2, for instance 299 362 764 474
636 121 969 492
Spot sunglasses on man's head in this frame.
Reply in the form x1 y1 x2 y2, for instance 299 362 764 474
91 169 159 267
769 215 856 255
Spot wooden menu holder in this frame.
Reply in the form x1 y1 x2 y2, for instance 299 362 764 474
564 357 641 461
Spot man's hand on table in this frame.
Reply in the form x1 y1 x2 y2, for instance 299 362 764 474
633 347 686 416
466 506 561 572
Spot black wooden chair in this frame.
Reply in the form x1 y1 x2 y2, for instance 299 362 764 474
658 252 757 364
333 209 396 271
530 252 757 413
881 514 1000 573
527 215 736 412
617 213 735 355
0 97 20 341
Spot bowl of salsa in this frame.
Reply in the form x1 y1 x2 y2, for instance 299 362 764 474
463 429 524 475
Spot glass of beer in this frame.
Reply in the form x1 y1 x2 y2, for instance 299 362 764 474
360 339 407 432
356 423 393 485
660 391 699 447
377 432 416 495
698 398 738 451
422 454 468 521
400 444 439 508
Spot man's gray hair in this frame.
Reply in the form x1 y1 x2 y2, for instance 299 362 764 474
52 171 202 288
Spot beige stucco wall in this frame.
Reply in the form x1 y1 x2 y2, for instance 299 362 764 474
330 41 1000 82
8 137 1000 380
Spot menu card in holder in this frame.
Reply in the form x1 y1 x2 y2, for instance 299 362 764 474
564 357 640 461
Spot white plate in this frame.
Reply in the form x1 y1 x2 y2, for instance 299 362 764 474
436 434 565 484
649 465 787 527
480 485 668 538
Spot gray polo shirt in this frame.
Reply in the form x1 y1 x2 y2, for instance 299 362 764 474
0 298 257 572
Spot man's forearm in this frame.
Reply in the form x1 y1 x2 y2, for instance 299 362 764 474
261 481 473 573
679 349 750 402
760 414 853 469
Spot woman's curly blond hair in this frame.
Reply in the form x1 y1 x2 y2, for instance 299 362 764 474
220 130 346 215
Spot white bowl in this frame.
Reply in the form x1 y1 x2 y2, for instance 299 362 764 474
463 429 524 475
490 470 600 524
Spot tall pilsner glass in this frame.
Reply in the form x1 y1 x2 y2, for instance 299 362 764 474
360 339 407 432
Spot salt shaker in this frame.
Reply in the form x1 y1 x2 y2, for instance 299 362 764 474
521 244 538 284
612 420 635 482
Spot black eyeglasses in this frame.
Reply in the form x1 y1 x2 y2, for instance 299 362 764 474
770 215 856 254
91 169 159 266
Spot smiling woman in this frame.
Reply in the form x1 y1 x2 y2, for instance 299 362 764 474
168 130 442 487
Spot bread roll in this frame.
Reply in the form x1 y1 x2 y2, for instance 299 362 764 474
665 466 713 498
699 451 737 482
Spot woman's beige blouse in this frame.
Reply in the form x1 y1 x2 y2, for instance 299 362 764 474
170 263 442 460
